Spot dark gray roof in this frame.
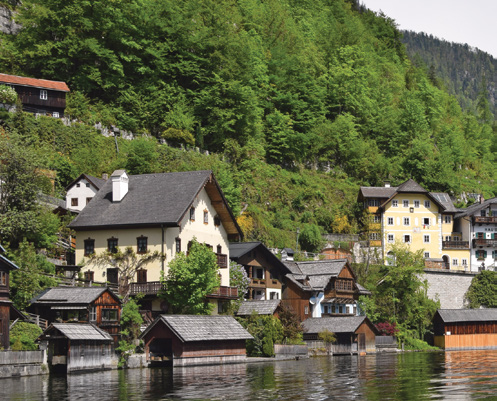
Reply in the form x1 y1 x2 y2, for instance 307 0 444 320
359 186 398 199
229 242 291 274
237 300 281 316
141 315 253 342
284 260 349 291
437 309 497 323
229 242 261 259
455 197 497 218
30 287 119 305
302 316 371 334
48 323 113 341
396 179 428 193
356 283 371 295
430 192 458 212
66 173 106 191
0 253 19 270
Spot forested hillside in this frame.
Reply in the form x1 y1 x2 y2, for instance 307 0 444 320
1 0 496 250
402 30 497 119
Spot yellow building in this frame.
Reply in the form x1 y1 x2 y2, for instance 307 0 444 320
68 170 243 314
358 179 469 270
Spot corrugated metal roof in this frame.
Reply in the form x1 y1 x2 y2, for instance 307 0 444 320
237 300 281 316
437 309 497 323
0 73 70 92
142 315 253 342
50 323 113 341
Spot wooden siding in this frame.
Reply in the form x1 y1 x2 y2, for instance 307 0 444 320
281 281 310 322
435 320 497 336
0 303 10 349
14 86 66 109
435 334 497 350
356 320 377 353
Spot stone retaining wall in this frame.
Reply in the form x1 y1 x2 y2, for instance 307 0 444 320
0 350 48 378
423 269 477 309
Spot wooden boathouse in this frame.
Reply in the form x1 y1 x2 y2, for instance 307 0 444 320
140 315 253 366
434 309 497 350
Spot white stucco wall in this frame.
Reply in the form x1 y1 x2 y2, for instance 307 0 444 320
66 178 99 212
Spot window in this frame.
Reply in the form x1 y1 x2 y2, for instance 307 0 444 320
107 238 118 253
444 215 452 224
403 217 410 226
424 252 430 258
414 200 420 208
304 306 309 315
84 239 95 256
425 200 431 208
387 234 394 243
175 237 181 253
452 259 458 266
403 200 409 208
137 269 147 283
336 279 353 291
476 250 487 260
71 198 78 207
217 245 222 254
369 233 380 240
481 210 486 217
84 271 94 282
53 112 59 118
404 234 411 243
40 90 47 100
424 235 430 243
392 200 399 207
423 218 430 226
0 271 6 286
445 236 451 241
137 236 147 253
190 207 195 221
214 216 221 226
102 309 118 322
373 215 381 223
203 209 208 224
387 217 394 225
76 183 80 188
368 199 380 207
462 259 468 266
90 307 97 322
107 268 118 284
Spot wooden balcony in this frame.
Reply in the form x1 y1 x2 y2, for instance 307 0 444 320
206 286 238 299
473 239 497 248
443 241 469 249
250 278 266 287
474 216 497 224
129 281 238 299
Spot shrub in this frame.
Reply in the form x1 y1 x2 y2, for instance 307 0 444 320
10 322 42 351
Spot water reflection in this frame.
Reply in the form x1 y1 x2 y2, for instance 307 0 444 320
4 351 497 400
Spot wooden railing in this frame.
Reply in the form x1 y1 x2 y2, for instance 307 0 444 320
207 286 238 299
474 216 497 224
130 281 164 296
473 239 497 248
442 241 469 249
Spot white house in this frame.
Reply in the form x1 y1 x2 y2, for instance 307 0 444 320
65 174 107 212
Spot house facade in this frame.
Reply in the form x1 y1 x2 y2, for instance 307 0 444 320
0 73 70 117
358 179 469 270
65 174 107 213
229 242 291 301
282 259 369 322
68 170 243 314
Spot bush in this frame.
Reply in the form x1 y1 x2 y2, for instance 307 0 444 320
238 314 284 357
10 322 42 351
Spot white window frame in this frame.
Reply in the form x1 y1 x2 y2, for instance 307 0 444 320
403 217 410 226
414 200 420 208
462 259 468 266
40 89 47 100
403 200 409 208
387 234 394 243
423 217 430 226
392 200 398 208
425 200 431 208
404 234 411 243
373 215 381 223
444 215 452 224
423 235 430 243
387 217 394 226
452 259 458 266
424 252 430 258
53 111 59 118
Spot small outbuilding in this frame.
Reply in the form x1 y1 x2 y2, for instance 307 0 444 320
433 309 497 350
39 323 115 373
236 299 281 317
302 316 378 354
140 315 253 366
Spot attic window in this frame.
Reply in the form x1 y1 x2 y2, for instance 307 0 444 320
214 216 221 227
0 271 6 286
190 207 195 221
40 89 47 100
86 183 90 188
203 210 208 224
76 183 81 188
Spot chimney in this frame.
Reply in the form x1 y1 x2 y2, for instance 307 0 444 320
111 170 128 202
384 181 391 188
102 173 108 180
480 194 485 204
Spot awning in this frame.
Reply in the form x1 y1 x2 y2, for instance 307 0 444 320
322 298 356 305
51 306 88 310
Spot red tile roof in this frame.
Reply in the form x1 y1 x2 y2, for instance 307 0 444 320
0 73 70 92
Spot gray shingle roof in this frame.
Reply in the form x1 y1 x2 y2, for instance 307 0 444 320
236 300 281 316
284 259 350 291
49 323 113 341
356 283 372 295
229 242 291 274
455 197 497 218
142 315 253 342
30 287 118 305
437 309 497 323
302 316 370 334
396 179 428 193
359 187 398 199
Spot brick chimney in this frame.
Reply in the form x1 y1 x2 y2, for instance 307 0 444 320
480 194 485 204
111 170 128 202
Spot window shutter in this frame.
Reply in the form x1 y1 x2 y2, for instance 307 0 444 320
492 233 495 240
484 250 488 258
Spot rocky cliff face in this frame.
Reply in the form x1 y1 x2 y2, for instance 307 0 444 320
0 4 20 35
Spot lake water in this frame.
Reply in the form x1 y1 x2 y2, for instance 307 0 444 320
3 351 497 400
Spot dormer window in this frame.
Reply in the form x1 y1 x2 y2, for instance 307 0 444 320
40 90 47 100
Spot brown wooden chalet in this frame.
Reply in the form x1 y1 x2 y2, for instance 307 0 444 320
433 309 497 350
28 287 121 344
283 259 370 322
302 316 378 354
0 73 70 117
140 315 253 366
38 323 114 373
0 245 20 349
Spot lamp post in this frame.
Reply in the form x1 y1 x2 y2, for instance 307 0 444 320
296 227 300 254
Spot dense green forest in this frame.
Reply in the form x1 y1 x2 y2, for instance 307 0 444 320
1 0 497 251
402 30 497 119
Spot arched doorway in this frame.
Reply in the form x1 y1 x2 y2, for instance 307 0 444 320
442 255 450 269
